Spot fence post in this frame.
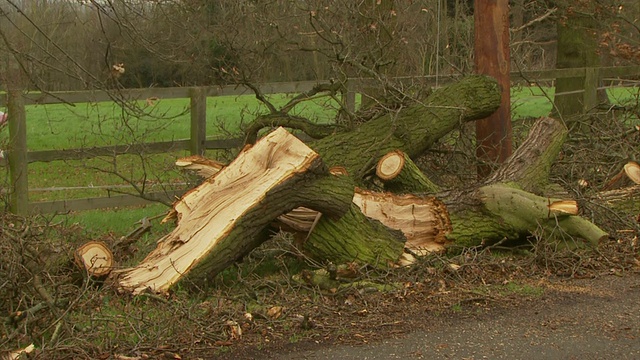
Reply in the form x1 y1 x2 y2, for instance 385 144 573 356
189 87 207 156
345 80 356 114
583 67 599 113
7 89 29 215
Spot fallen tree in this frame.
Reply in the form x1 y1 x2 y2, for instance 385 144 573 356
112 75 613 295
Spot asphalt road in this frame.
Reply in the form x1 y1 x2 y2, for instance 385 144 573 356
276 273 640 360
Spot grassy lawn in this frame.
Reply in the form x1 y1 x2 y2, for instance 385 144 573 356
1 84 638 236
511 85 640 119
4 93 341 151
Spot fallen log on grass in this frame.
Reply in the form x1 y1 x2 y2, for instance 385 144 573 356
113 77 610 295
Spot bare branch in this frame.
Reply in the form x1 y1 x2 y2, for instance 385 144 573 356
511 8 557 33
280 81 343 114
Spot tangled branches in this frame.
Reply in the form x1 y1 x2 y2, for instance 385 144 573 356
0 213 89 354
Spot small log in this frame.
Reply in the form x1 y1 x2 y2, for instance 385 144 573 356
74 241 114 277
175 155 226 178
376 150 440 193
603 161 640 190
1 344 35 360
594 185 640 215
627 162 640 184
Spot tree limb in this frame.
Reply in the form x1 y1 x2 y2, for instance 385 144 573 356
244 113 340 145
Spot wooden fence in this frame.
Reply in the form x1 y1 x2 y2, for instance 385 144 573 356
2 65 640 214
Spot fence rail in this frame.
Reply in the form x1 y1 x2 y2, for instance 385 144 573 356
3 66 640 214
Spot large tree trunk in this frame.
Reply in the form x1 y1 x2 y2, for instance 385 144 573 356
113 78 610 295
113 128 354 294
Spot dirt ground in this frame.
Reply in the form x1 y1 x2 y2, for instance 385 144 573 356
271 273 640 360
204 240 640 360
2 214 638 360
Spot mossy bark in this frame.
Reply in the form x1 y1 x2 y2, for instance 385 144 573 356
303 204 406 268
444 183 607 248
488 117 567 194
311 75 501 177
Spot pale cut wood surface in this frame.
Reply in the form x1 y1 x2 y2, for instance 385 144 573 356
115 127 319 294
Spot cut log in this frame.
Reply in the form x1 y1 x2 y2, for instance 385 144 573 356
627 162 640 184
376 150 440 193
443 183 607 248
113 127 354 294
1 343 35 360
603 161 640 190
75 241 114 277
594 185 640 215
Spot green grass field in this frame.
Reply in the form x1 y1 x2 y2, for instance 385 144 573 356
12 93 342 151
1 85 638 237
511 85 640 119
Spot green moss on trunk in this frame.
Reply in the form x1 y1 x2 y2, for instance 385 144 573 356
304 205 406 267
311 75 501 177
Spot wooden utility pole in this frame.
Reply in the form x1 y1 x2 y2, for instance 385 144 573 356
474 0 512 178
